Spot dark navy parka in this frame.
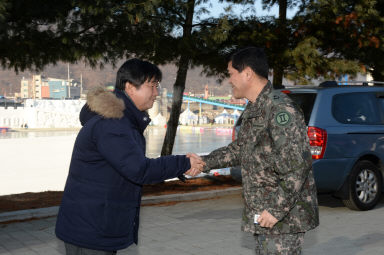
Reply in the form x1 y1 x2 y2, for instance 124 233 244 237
55 88 190 251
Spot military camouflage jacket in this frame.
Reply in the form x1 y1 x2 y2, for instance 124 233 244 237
202 82 319 234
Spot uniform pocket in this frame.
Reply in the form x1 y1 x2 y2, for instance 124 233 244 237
238 117 264 143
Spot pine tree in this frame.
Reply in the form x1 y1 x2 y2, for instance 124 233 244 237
301 0 384 81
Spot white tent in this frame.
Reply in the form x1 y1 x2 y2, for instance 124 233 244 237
151 113 166 126
231 109 242 123
179 108 198 125
198 115 208 124
214 109 235 124
232 109 241 117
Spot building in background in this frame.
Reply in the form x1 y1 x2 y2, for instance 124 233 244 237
20 75 81 99
48 78 81 99
20 75 48 99
20 77 30 99
41 81 50 98
204 84 209 99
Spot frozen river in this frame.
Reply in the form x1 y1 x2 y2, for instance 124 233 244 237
0 126 233 195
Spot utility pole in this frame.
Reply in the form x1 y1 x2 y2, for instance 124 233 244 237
32 75 36 99
67 63 71 99
80 73 83 97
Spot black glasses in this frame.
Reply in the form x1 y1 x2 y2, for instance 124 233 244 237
147 81 161 89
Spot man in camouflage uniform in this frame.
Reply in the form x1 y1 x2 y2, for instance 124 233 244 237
200 47 319 254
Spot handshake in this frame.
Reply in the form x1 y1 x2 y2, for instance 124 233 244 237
185 153 206 177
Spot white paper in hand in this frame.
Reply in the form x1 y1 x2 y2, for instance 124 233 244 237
254 214 260 224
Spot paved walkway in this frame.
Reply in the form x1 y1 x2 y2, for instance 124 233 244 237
1 193 384 255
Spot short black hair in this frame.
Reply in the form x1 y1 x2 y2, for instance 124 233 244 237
230 47 269 79
115 58 162 90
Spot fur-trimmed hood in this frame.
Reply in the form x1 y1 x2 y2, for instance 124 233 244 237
86 87 125 119
80 87 151 133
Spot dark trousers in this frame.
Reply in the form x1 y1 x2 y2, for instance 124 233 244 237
65 242 117 255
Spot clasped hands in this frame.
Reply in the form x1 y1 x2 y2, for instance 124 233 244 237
185 153 205 177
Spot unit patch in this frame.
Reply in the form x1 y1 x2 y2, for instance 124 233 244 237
275 111 291 126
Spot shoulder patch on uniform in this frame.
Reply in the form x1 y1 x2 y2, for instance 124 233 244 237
275 111 291 126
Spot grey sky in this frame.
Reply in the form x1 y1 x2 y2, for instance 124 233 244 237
200 0 297 19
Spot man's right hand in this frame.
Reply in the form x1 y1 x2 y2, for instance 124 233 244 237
257 210 278 228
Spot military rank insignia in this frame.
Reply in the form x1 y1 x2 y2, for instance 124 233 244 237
275 111 291 126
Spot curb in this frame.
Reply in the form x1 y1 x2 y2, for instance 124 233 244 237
0 187 242 223
141 187 242 205
0 206 59 223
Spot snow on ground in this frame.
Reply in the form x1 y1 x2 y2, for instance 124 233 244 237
0 134 77 195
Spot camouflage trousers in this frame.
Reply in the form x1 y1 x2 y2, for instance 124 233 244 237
254 233 305 255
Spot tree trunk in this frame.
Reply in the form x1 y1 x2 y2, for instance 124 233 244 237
371 65 384 82
161 0 195 156
272 66 285 89
272 0 288 89
161 55 189 156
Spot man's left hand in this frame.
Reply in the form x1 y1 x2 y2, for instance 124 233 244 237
257 210 278 228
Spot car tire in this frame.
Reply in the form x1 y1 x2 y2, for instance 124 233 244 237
342 160 382 211
230 166 242 183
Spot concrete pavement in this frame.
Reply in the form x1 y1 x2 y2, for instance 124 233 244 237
1 192 384 255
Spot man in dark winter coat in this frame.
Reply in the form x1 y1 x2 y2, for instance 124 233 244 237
55 59 204 255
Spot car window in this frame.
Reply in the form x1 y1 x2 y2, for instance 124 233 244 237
332 92 382 124
287 93 317 125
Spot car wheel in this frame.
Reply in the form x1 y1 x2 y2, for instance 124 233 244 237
342 160 382 211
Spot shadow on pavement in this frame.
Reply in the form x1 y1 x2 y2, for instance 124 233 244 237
316 194 344 208
317 193 384 209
